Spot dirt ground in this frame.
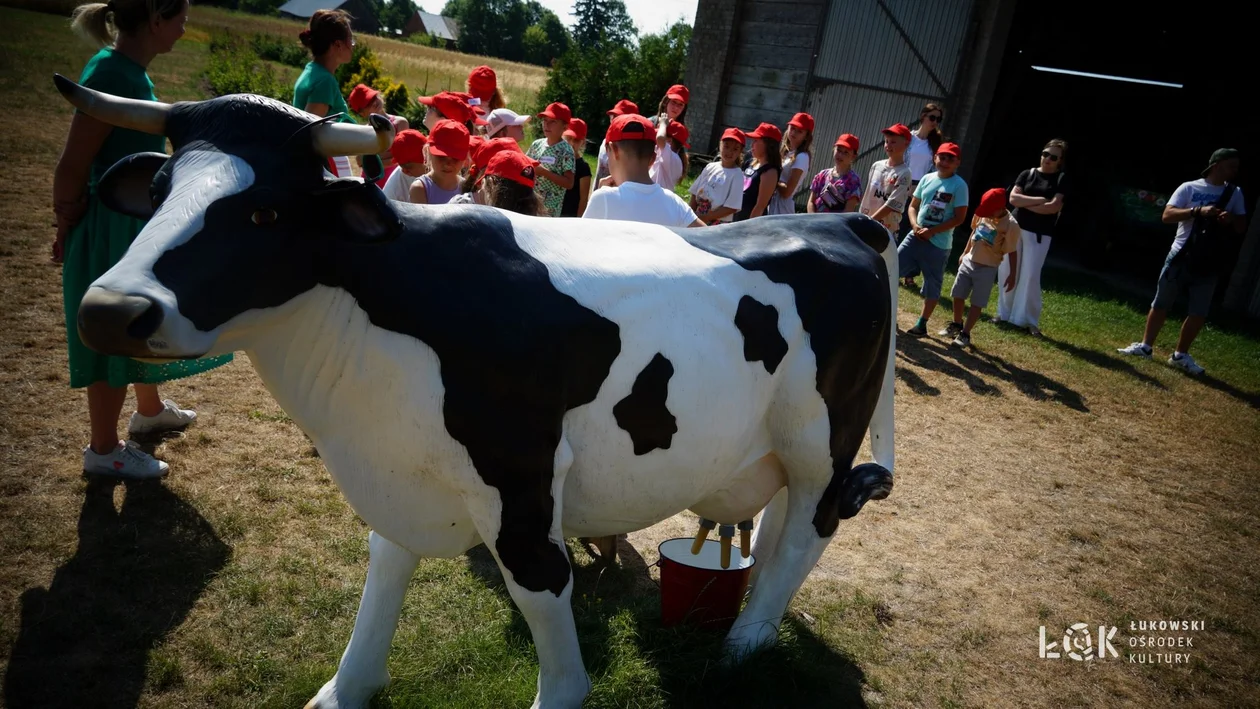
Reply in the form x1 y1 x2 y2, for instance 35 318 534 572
2 11 1259 707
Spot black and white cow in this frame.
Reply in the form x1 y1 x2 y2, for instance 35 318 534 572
56 75 898 709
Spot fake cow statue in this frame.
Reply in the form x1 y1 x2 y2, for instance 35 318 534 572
56 74 898 709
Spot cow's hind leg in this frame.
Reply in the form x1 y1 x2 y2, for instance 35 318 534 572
306 531 420 709
724 417 890 662
464 438 589 709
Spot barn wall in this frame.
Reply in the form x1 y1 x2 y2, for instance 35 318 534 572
683 0 741 155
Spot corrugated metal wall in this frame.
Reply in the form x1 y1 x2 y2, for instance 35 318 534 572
804 0 975 202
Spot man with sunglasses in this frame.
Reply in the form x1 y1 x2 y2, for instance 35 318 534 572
1119 149 1246 376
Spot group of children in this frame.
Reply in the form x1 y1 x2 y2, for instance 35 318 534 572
344 64 1021 347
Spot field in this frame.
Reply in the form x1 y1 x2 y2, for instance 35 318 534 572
2 5 1260 708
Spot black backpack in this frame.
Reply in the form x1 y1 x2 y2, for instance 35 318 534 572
1175 184 1237 276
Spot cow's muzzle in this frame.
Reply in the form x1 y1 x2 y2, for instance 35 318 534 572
78 287 165 357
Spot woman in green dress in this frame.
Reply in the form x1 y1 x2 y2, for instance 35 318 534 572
293 10 356 177
53 0 232 479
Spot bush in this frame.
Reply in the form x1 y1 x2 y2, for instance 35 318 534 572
205 31 291 102
382 83 409 116
251 33 307 68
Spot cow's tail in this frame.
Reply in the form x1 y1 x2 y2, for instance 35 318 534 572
868 231 897 480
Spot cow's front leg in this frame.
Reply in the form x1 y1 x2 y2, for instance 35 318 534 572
306 531 419 709
464 439 590 709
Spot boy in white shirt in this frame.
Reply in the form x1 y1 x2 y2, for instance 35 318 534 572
583 114 703 228
689 127 745 224
380 129 428 203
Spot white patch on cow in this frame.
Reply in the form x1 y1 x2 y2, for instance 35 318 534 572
90 150 256 357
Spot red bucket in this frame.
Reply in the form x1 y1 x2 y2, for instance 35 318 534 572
658 538 755 630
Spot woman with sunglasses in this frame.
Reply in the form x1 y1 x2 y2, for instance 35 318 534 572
294 10 356 177
996 139 1069 336
901 103 945 286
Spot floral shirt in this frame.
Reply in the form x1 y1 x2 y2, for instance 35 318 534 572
809 168 863 213
526 138 576 217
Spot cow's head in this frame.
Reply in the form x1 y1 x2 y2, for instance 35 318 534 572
55 74 402 360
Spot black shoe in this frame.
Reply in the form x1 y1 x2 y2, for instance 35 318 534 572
952 331 971 348
939 321 963 337
907 322 928 337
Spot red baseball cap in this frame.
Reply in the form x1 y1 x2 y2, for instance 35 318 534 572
607 99 640 117
666 120 690 148
720 127 746 146
745 122 783 143
390 129 427 165
418 91 488 126
427 119 471 160
787 112 814 132
665 84 689 104
936 141 961 158
563 118 588 143
882 123 912 142
537 102 572 123
486 150 540 189
834 133 859 152
471 136 523 172
975 187 1008 218
606 114 656 142
347 84 380 113
467 65 497 104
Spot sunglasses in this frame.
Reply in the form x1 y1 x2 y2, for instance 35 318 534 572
1041 151 1061 162
925 114 942 123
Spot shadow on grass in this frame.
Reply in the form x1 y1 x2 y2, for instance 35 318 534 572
1023 331 1167 391
463 540 868 708
4 478 230 709
897 333 1089 412
1196 373 1260 411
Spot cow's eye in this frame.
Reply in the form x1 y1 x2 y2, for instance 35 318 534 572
251 208 279 225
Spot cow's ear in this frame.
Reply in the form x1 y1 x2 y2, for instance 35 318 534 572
317 179 403 243
99 152 169 219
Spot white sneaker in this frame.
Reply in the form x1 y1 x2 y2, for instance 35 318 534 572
1169 352 1205 376
83 440 170 479
1117 342 1152 358
128 399 197 435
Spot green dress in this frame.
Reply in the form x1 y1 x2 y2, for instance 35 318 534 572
62 47 232 389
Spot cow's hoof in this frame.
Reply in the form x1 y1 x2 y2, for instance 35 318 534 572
529 674 591 709
721 619 779 665
304 671 388 709
838 463 894 519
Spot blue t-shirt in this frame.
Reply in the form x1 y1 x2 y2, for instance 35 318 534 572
914 172 970 250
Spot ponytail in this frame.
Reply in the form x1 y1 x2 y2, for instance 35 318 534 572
299 9 353 58
72 0 184 47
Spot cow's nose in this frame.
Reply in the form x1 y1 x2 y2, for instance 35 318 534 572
77 287 164 356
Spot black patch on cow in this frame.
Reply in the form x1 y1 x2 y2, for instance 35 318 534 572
674 212 893 537
735 296 787 374
613 353 677 454
156 199 621 597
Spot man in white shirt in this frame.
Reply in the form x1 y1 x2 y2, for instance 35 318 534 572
1118 149 1247 375
583 114 703 228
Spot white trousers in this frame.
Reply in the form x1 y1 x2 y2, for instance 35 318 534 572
997 228 1052 328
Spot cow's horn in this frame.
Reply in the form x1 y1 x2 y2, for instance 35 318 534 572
311 113 395 158
53 73 170 135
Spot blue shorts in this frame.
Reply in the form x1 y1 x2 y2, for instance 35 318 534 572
897 236 949 300
1151 250 1217 317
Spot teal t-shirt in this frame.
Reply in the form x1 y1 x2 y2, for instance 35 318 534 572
293 61 352 123
914 172 970 250
79 47 166 187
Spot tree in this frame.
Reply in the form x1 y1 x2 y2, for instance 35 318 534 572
379 0 415 34
571 0 636 51
627 21 691 111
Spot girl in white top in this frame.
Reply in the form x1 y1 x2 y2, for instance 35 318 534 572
650 118 689 192
768 112 813 215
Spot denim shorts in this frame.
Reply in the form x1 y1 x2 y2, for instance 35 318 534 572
1151 250 1217 317
897 236 949 300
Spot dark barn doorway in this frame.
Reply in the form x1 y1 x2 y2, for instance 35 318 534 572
971 0 1252 286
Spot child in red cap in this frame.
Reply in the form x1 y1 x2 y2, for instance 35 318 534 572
411 120 469 205
808 133 863 214
769 112 814 215
347 83 410 188
417 91 487 134
649 120 689 192
561 118 592 217
451 136 523 205
901 141 970 337
381 129 428 203
689 127 746 224
466 65 504 111
594 99 641 191
734 123 783 221
480 151 544 216
859 123 914 233
940 187 1018 347
526 102 576 217
582 114 701 228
